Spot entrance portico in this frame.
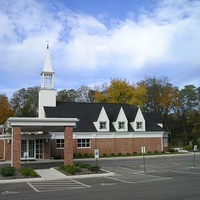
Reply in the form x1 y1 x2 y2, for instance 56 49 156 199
3 117 79 169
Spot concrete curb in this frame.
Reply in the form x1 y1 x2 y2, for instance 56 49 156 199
0 177 44 184
0 169 115 184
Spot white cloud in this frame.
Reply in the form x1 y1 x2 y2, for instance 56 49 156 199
0 0 200 97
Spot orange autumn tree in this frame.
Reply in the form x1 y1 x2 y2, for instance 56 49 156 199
94 78 146 109
0 94 15 124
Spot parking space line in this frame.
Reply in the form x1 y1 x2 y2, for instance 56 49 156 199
27 179 91 192
172 171 200 175
104 172 172 184
105 176 134 184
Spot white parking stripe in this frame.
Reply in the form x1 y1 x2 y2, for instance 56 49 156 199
172 171 200 175
28 179 91 192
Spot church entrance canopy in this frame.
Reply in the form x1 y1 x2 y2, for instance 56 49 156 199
2 117 79 169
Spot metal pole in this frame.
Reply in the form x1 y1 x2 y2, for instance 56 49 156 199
143 153 146 172
96 158 99 173
193 151 196 168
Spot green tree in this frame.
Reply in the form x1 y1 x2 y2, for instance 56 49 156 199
57 89 79 102
140 76 170 113
0 94 15 124
10 87 39 117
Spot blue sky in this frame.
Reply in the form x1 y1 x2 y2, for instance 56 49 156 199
0 0 200 97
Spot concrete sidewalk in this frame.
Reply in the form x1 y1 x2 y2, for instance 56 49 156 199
35 168 68 180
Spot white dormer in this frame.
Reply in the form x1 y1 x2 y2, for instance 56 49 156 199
112 107 128 132
93 107 110 132
130 107 146 131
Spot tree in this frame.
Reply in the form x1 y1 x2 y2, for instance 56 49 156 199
139 76 170 113
77 85 95 102
57 89 79 102
10 87 39 117
94 78 146 108
0 94 15 124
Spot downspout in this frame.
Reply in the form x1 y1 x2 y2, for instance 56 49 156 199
161 132 164 152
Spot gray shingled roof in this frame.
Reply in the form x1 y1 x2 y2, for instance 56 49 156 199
44 102 164 132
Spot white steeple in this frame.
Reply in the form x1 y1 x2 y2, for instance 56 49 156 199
43 43 53 73
38 43 56 118
41 43 55 89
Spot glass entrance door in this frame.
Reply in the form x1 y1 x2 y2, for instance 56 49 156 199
21 140 35 160
36 139 43 159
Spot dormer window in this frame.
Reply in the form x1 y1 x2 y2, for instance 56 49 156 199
99 121 107 129
118 121 125 129
136 121 143 129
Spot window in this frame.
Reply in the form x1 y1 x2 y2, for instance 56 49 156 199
118 121 125 129
56 139 64 149
77 139 90 148
163 137 168 147
136 121 143 129
99 121 107 129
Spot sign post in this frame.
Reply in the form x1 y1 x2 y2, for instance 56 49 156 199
141 146 146 172
94 149 99 173
23 152 29 176
193 145 197 168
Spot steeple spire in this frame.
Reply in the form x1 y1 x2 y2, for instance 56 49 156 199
40 43 55 89
42 42 53 73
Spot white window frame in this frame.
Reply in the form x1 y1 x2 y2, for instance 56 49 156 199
99 121 107 130
77 139 91 148
136 121 143 129
118 121 125 129
56 139 64 149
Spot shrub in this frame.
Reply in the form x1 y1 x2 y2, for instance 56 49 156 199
118 153 122 156
103 153 107 157
133 152 137 155
75 163 101 171
75 163 91 168
19 168 38 177
84 153 88 158
0 167 15 177
169 148 175 153
60 165 81 175
88 165 100 172
154 150 159 154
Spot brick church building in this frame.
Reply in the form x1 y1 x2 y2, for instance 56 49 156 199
0 45 169 168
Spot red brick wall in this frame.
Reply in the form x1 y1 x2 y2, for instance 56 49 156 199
51 137 162 158
51 139 64 159
5 141 11 160
116 138 134 155
44 140 50 159
0 140 4 159
12 127 21 169
64 127 73 165
133 138 162 153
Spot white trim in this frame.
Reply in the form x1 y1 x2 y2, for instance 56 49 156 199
3 117 79 132
51 131 165 139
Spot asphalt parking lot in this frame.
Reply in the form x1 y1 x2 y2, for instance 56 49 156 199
1 154 200 200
